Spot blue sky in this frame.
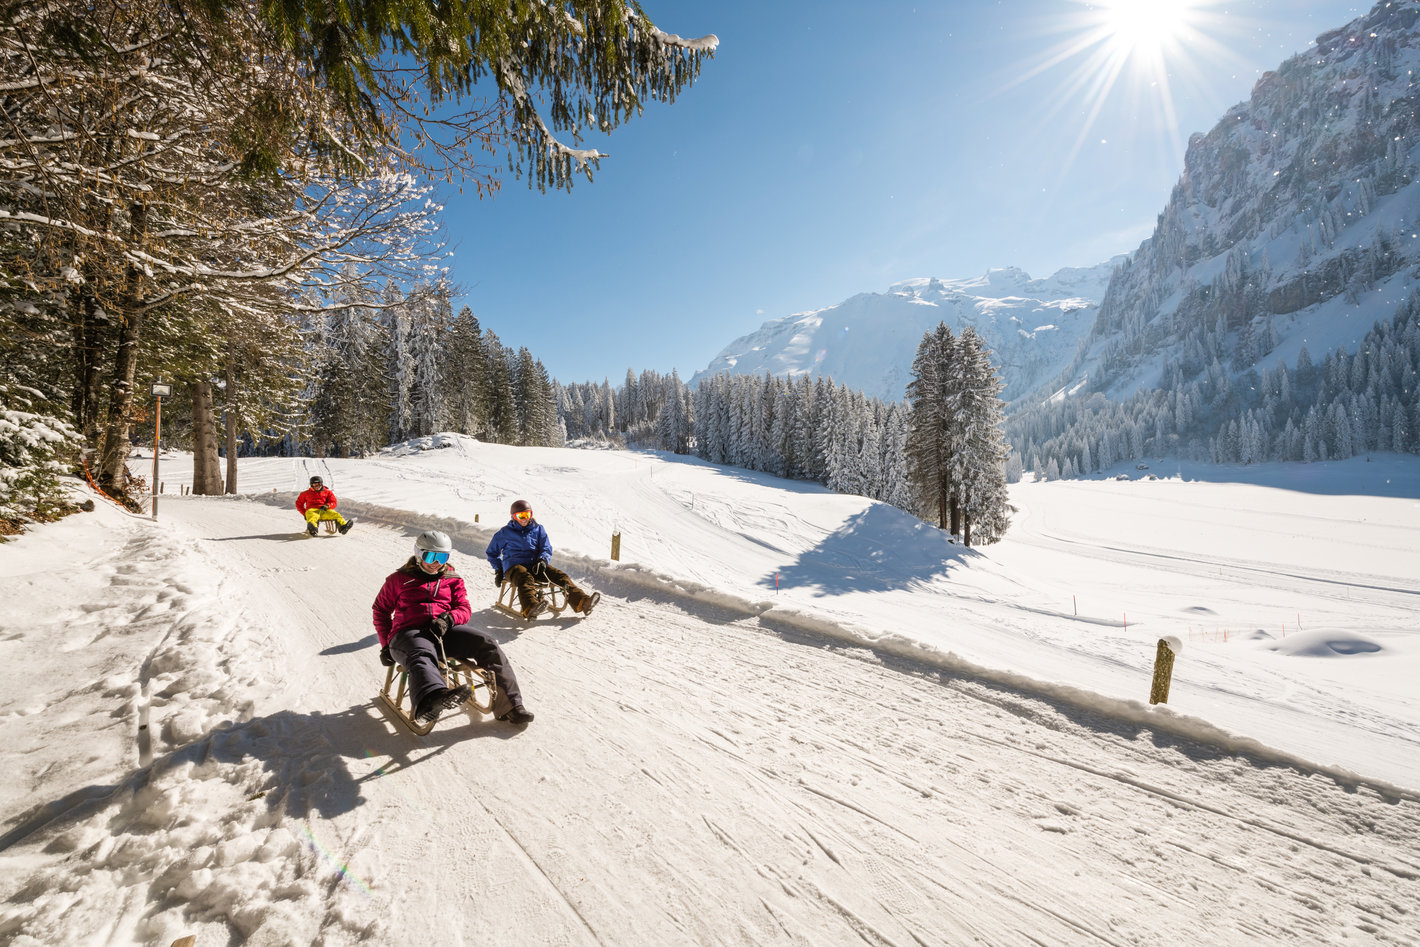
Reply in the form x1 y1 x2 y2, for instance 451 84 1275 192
440 0 1365 385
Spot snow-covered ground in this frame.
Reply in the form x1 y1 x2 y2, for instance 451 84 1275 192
2 437 1417 945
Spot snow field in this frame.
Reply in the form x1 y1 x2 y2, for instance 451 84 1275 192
1 441 1418 945
0 507 387 945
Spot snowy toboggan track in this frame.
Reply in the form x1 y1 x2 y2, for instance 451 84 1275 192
3 486 1418 945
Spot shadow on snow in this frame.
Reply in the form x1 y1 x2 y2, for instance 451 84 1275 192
760 503 974 597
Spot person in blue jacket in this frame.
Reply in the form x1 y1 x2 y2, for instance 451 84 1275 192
485 499 600 618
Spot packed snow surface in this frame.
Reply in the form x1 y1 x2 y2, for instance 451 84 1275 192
2 437 1418 945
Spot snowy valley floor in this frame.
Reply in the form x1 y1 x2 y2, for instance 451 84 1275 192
1 446 1418 945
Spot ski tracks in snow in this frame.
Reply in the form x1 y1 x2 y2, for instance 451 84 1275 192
0 505 389 945
3 496 1418 945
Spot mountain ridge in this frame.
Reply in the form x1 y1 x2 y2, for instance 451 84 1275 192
693 259 1122 403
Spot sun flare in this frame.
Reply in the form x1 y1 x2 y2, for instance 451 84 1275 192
997 0 1231 188
1100 0 1196 60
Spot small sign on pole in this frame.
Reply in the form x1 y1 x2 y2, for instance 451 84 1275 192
149 380 171 521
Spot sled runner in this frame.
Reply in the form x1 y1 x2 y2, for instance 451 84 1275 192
494 574 567 619
379 651 497 736
321 518 338 534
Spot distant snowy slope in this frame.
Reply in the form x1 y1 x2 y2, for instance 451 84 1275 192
694 261 1120 403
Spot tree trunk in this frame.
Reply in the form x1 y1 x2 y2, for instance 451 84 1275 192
963 515 972 548
71 291 108 450
95 307 144 496
97 201 149 497
224 354 239 494
190 380 224 495
950 496 961 537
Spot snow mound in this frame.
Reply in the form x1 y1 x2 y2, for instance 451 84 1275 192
1267 629 1385 658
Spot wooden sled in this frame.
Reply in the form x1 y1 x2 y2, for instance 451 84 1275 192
494 575 567 619
303 513 344 536
379 655 497 736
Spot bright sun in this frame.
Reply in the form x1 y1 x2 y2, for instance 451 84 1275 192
1100 0 1196 61
997 0 1225 183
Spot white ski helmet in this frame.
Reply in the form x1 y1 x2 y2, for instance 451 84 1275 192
414 530 453 558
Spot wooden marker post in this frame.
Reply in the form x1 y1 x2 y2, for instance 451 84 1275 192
1150 638 1177 705
610 531 621 561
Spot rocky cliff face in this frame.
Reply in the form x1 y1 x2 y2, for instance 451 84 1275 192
1059 0 1420 402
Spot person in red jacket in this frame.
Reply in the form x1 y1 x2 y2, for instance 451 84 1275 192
295 475 352 536
372 529 534 726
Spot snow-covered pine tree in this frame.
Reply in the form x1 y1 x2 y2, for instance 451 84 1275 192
513 349 555 446
407 281 454 437
955 328 1011 545
0 383 82 531
789 376 819 481
620 369 640 437
480 331 518 443
855 402 885 500
582 383 604 440
443 306 488 436
382 282 416 444
657 371 693 454
309 273 391 456
693 375 726 464
906 323 960 530
768 376 794 478
878 403 915 510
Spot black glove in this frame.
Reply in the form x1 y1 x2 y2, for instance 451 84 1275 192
533 561 548 581
493 569 504 587
379 646 394 667
429 614 452 636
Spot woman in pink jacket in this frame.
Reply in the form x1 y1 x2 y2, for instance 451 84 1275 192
372 529 533 726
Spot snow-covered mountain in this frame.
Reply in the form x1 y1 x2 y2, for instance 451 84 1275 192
1054 0 1420 404
1003 0 1420 476
699 1 1420 478
693 261 1121 403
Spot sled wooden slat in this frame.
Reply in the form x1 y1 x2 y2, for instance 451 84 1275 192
494 577 567 619
378 659 496 735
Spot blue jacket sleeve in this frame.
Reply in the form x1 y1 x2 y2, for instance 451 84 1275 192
537 524 552 562
485 532 501 569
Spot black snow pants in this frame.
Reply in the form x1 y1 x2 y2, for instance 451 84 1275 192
390 625 522 717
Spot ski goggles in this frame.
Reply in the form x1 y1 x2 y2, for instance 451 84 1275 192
513 510 533 521
420 550 451 565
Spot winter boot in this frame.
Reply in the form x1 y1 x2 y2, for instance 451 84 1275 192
579 591 601 615
413 684 473 724
498 704 535 725
338 518 354 535
521 596 548 620
306 522 318 536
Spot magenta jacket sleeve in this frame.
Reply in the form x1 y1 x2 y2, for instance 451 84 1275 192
445 573 472 626
372 573 398 647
